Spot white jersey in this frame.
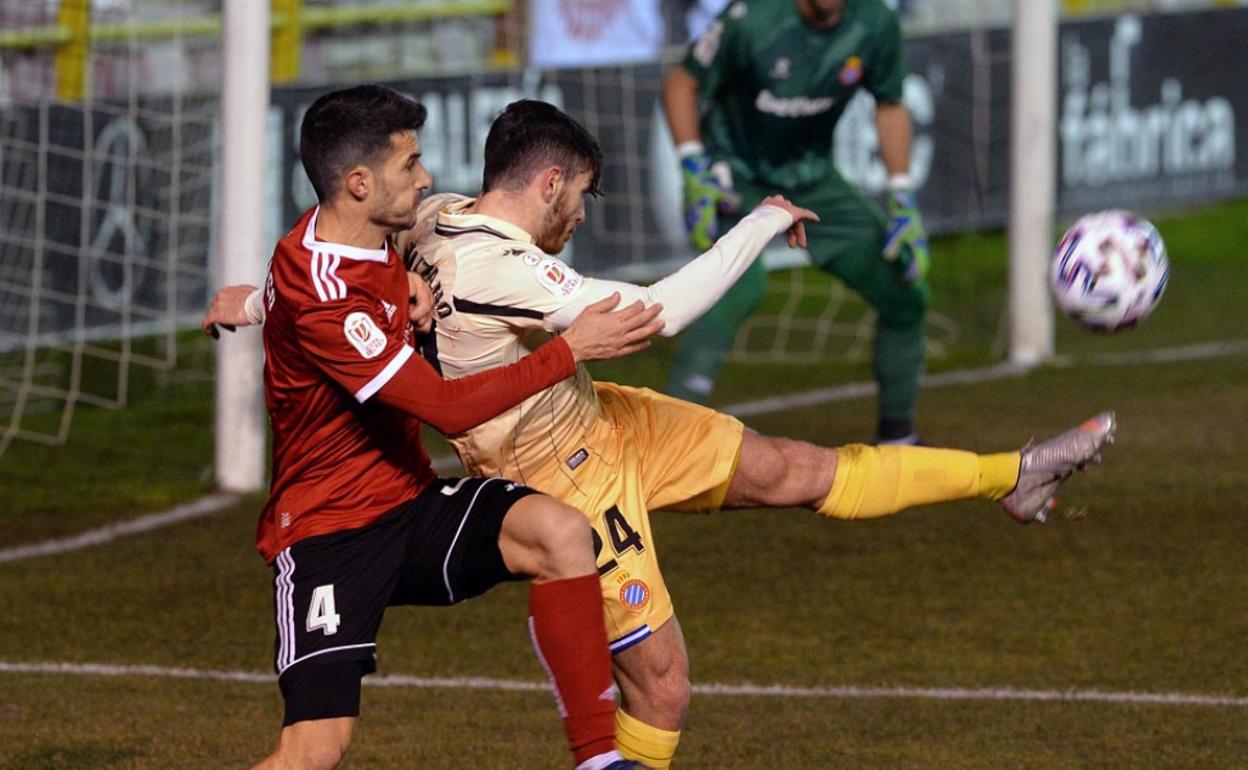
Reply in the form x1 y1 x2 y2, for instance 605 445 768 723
410 193 599 480
407 192 792 481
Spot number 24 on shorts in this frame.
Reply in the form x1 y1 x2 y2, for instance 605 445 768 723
591 506 644 576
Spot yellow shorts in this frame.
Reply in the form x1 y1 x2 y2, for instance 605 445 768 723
521 382 744 652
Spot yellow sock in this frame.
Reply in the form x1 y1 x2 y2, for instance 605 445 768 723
816 445 1021 519
615 709 680 770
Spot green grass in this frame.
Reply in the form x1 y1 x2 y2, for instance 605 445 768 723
1 201 1247 768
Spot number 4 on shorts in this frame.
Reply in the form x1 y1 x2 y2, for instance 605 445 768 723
307 584 341 636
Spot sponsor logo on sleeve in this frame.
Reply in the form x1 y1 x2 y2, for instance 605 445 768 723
536 258 583 297
344 311 387 359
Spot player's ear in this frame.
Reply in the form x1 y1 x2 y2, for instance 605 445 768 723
539 166 564 205
344 165 371 202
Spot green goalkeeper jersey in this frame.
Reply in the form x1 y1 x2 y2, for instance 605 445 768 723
681 0 907 190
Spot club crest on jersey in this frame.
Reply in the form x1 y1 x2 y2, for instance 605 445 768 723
839 55 863 86
536 257 583 297
343 311 386 359
619 579 650 612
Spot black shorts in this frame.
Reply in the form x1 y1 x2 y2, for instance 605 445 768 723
270 476 538 725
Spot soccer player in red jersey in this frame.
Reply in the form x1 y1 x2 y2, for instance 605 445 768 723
225 85 659 770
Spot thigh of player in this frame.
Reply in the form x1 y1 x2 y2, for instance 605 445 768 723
388 476 544 607
593 382 746 515
271 506 421 725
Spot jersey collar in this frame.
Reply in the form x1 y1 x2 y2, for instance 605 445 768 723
435 196 536 245
302 207 390 263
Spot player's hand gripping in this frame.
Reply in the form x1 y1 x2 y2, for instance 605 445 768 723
202 284 262 338
882 183 930 283
757 194 820 249
681 147 741 251
561 293 664 363
407 272 436 334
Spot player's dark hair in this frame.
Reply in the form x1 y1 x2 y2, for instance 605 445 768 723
482 100 603 197
299 85 427 202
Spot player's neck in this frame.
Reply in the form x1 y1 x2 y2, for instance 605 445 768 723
473 191 541 243
314 204 389 250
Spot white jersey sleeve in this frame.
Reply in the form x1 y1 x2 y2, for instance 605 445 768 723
546 204 793 335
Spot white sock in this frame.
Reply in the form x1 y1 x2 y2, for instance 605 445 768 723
575 750 625 770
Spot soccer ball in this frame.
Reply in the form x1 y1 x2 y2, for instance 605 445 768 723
1050 210 1169 332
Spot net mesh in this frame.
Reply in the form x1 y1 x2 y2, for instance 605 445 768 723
0 1 217 457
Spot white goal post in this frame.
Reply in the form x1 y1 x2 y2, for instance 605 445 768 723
1008 0 1057 365
214 0 268 492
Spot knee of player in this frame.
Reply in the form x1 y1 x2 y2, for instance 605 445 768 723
875 284 930 327
633 664 691 720
528 499 596 574
301 743 349 770
277 729 351 770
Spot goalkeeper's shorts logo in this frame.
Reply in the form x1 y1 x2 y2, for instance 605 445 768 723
619 579 651 612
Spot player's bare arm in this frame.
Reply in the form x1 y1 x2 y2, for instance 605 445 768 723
661 65 701 146
874 100 913 178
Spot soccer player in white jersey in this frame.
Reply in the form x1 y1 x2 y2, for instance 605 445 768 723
209 100 1116 770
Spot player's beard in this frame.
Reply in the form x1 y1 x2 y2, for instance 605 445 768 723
371 178 420 232
534 189 579 254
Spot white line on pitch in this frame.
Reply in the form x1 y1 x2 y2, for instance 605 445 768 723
2 660 1246 709
0 494 241 565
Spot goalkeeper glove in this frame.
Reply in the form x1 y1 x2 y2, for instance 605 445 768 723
679 142 740 251
882 174 930 284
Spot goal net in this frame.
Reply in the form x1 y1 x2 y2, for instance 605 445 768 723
0 1 217 459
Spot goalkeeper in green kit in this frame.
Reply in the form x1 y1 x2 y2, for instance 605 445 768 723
664 0 929 443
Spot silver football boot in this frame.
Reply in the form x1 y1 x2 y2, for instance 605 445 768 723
1001 412 1117 524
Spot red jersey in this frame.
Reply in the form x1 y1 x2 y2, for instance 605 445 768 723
258 207 576 563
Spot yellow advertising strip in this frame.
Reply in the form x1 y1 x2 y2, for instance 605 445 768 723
270 0 304 84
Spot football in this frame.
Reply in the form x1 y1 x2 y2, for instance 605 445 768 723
1050 210 1170 332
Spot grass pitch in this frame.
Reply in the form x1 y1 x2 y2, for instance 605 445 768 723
1 201 1246 768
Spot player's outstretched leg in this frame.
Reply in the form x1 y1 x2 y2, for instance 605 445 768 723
721 413 1116 523
1000 411 1116 523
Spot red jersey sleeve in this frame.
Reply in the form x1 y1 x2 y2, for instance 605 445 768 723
295 295 415 402
296 290 576 436
372 336 575 435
